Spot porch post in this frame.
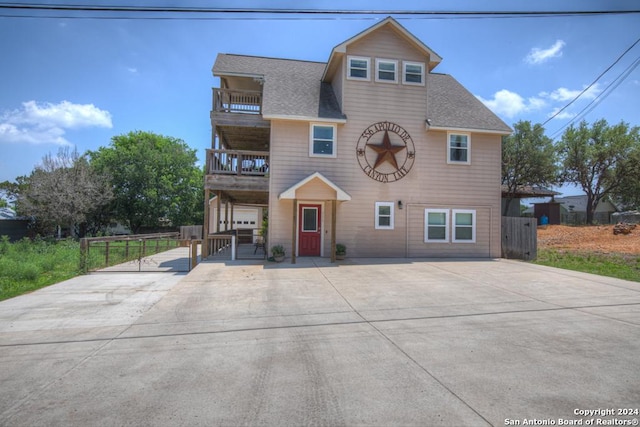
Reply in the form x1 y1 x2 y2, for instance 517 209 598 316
230 202 234 232
224 200 229 231
291 199 297 264
216 191 222 233
203 188 210 259
331 200 337 263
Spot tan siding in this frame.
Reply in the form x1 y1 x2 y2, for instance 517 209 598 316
267 27 502 259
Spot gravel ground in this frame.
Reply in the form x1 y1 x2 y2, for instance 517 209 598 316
538 224 640 255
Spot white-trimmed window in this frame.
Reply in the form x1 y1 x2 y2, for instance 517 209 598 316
403 61 425 85
452 209 476 243
310 123 337 157
375 58 398 83
424 209 449 242
375 202 394 230
347 56 370 81
448 132 470 164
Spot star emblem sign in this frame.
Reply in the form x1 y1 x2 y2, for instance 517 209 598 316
356 121 415 183
366 130 406 170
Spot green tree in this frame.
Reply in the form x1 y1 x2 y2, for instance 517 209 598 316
90 131 202 233
15 148 113 236
614 144 640 210
558 119 640 224
502 121 558 215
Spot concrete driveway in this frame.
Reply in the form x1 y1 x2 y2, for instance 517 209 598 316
1 258 639 426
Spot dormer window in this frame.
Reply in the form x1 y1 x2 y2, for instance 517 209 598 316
403 61 425 85
375 59 398 83
347 56 370 81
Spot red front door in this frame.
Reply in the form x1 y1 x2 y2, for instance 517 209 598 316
298 204 321 256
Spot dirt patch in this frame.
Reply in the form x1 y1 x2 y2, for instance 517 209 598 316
538 224 640 255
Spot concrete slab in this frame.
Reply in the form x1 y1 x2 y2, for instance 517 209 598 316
1 258 639 426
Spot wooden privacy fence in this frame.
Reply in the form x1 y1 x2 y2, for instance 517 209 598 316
501 217 537 261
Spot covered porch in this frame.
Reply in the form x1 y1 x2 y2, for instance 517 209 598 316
278 172 351 264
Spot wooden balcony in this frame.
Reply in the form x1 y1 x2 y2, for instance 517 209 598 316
211 88 269 128
205 149 269 201
206 149 268 176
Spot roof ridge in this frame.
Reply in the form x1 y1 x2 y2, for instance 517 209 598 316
219 53 326 65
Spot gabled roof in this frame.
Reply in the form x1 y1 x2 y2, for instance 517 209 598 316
427 74 512 134
279 172 351 201
213 54 346 121
322 17 442 81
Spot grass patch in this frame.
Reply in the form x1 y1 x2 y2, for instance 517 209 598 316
0 237 80 301
534 249 640 282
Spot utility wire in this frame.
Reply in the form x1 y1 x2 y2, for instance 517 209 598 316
0 3 639 17
550 55 640 138
542 36 640 127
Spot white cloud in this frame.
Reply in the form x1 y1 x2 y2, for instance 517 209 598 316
0 101 112 145
477 89 546 118
543 84 601 102
547 108 576 120
525 40 566 65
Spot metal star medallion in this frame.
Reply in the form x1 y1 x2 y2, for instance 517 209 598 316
366 130 406 170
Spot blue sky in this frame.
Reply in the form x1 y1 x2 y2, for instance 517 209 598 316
1 1 639 199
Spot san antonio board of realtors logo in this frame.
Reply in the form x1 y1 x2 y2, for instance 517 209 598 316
356 121 415 183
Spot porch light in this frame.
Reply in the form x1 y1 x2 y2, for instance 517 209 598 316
398 200 403 210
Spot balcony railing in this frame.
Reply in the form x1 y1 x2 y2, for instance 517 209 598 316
212 88 262 115
207 149 269 176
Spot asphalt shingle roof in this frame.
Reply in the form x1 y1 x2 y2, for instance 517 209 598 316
213 54 345 120
214 54 510 133
427 73 511 133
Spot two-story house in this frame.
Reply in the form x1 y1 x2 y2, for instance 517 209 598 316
205 17 511 262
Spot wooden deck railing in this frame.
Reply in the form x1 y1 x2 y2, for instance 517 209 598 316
212 88 262 115
206 149 269 176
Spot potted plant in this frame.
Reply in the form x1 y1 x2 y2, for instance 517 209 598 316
271 244 285 262
335 243 346 260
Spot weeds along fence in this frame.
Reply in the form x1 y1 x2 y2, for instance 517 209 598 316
79 232 180 273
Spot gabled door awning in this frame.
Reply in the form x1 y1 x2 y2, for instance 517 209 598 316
278 172 351 201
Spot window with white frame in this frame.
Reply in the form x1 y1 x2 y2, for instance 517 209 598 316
448 133 470 164
347 56 370 80
452 209 476 243
375 202 394 230
403 61 425 85
424 209 449 242
375 59 398 83
310 124 337 157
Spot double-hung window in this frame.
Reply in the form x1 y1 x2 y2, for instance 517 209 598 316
448 132 470 164
375 202 394 230
310 124 337 157
452 209 476 243
424 209 449 242
403 62 425 85
424 209 476 243
375 59 398 83
347 56 370 81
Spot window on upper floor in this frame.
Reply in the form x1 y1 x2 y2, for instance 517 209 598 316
347 56 370 81
375 59 398 83
447 132 471 164
375 202 395 230
309 123 337 158
403 61 425 85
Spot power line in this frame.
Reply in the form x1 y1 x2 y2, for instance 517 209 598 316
550 55 640 138
541 36 640 127
0 3 639 18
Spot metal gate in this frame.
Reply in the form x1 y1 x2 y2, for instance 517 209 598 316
80 232 198 273
501 217 537 260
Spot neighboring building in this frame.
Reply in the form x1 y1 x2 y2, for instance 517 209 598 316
205 17 511 261
555 195 619 225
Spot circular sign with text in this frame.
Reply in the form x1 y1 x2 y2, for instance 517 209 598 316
356 121 415 183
